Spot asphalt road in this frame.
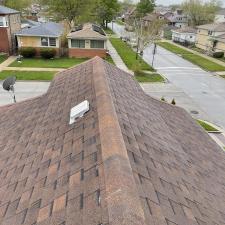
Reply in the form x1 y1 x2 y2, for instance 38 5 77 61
110 22 225 129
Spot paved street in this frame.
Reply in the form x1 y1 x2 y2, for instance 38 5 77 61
0 81 50 106
110 22 225 130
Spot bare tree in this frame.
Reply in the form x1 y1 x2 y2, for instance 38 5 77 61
133 17 165 62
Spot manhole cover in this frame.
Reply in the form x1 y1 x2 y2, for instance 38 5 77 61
190 110 199 114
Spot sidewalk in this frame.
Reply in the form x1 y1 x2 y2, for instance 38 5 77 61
107 40 133 74
164 39 225 68
0 56 17 71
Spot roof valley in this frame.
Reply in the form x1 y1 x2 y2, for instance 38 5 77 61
92 58 147 225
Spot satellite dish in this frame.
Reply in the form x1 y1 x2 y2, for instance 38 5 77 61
2 76 17 103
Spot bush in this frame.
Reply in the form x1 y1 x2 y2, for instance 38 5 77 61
40 48 56 59
171 99 176 105
213 52 224 58
19 47 36 58
161 97 166 102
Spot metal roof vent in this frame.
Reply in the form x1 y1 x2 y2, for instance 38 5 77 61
69 100 90 124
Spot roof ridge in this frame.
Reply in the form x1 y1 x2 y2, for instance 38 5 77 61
92 57 147 225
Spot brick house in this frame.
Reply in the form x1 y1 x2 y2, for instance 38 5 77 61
67 24 107 58
0 57 225 225
0 5 21 55
16 22 64 57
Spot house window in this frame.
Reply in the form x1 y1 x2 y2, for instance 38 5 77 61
71 39 85 48
41 37 49 46
49 38 56 47
90 40 104 49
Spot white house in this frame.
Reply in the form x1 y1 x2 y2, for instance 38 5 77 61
215 9 225 23
172 27 197 44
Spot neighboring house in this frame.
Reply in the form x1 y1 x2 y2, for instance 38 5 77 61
196 22 225 52
172 27 197 44
210 34 225 53
1 57 225 225
67 24 107 58
142 13 167 27
21 18 40 29
167 9 188 28
16 22 64 56
215 9 225 23
0 5 21 55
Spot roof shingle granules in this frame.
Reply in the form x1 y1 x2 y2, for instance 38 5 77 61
0 57 225 225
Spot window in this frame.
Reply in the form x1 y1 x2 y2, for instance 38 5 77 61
90 40 104 49
71 39 85 48
49 38 56 47
208 30 213 35
41 37 48 46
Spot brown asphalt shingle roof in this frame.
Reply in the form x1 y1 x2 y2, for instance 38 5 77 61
0 57 225 225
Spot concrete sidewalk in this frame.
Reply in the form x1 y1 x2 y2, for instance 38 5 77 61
0 56 17 71
4 67 65 72
107 40 133 74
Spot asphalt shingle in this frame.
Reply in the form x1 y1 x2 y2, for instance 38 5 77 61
0 5 19 14
0 57 225 225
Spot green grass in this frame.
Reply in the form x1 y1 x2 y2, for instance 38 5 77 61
104 27 115 35
0 70 56 80
9 57 88 68
135 71 164 82
157 42 225 72
0 54 8 64
197 120 219 132
104 55 115 65
110 38 154 71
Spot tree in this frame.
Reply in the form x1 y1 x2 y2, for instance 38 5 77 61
95 0 120 28
1 0 32 11
40 0 89 28
136 0 155 18
182 0 221 26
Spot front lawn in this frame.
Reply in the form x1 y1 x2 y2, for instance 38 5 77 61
0 54 8 64
157 42 225 72
197 120 219 132
110 38 154 71
135 71 164 82
9 57 88 68
0 70 56 80
104 55 115 65
115 19 125 26
104 28 115 35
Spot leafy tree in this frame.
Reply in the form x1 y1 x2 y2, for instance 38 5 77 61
95 0 120 28
1 0 31 11
182 0 221 26
136 0 155 18
39 0 89 28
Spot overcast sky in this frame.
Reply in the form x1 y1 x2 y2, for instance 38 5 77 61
129 0 225 7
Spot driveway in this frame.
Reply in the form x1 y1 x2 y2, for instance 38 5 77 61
110 22 225 129
0 81 50 106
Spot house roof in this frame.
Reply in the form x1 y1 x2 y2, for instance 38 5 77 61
0 5 19 15
16 22 64 37
67 23 107 40
142 13 160 22
173 27 197 34
197 22 225 31
0 57 225 225
167 14 188 23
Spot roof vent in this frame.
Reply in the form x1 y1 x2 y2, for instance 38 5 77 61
69 100 90 124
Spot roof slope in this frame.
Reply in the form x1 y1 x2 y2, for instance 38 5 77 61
0 58 225 225
0 5 19 14
197 22 225 31
16 22 64 37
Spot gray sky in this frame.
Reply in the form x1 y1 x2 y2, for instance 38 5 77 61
129 0 225 7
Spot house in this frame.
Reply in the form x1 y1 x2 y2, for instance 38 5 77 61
0 57 225 225
172 27 197 45
210 34 225 53
167 9 188 28
67 24 107 58
21 18 40 29
142 13 167 27
215 8 225 23
0 5 21 54
16 22 64 56
196 22 225 52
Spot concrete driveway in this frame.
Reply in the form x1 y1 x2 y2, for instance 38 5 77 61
0 81 50 106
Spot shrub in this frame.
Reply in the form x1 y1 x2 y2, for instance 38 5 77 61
19 47 36 58
213 52 224 58
171 99 176 105
161 97 166 102
40 48 56 59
